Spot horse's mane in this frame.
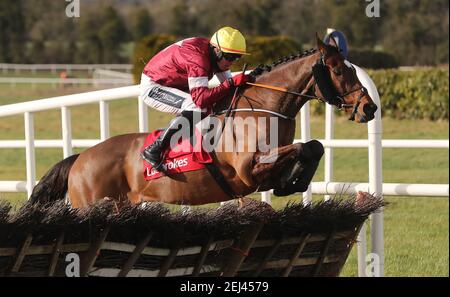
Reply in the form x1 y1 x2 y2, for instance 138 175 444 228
249 48 318 77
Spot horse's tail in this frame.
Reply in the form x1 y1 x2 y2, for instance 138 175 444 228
29 154 80 205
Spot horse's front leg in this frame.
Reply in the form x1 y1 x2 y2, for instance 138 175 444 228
275 140 324 195
251 143 300 186
251 140 324 195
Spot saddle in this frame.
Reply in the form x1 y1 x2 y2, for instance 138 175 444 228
141 127 239 199
141 129 212 180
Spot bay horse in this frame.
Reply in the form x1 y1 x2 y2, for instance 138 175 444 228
29 36 377 209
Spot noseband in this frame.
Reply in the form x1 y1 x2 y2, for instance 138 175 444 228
312 56 368 121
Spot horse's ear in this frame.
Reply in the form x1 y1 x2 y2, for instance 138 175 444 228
316 32 326 55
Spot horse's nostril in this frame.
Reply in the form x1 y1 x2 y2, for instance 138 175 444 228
371 103 378 113
364 103 377 116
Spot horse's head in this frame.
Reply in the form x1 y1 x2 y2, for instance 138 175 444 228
313 35 377 123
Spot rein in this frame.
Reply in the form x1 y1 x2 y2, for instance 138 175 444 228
242 81 366 121
230 56 368 121
246 82 318 100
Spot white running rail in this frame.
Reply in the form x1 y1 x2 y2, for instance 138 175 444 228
0 63 132 74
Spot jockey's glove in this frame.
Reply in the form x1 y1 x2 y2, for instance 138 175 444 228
227 73 254 88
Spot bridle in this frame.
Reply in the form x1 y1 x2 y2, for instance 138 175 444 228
215 54 368 122
311 54 368 121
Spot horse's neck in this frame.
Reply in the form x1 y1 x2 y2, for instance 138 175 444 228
240 53 319 118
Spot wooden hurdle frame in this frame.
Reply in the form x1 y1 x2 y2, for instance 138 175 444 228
0 220 364 277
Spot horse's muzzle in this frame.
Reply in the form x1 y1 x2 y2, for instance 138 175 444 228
363 103 377 122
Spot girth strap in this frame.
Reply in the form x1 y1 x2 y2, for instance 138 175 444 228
204 151 240 199
187 130 239 200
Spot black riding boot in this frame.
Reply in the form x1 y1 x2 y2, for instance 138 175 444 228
141 111 205 172
142 110 205 172
141 116 186 172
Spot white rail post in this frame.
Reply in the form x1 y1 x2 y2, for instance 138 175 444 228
353 64 384 277
367 84 384 277
324 104 334 201
261 191 271 204
138 97 148 132
99 101 110 140
300 101 312 204
61 106 73 158
357 224 367 276
369 122 384 277
24 112 36 198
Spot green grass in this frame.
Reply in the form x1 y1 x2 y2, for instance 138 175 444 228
0 83 448 276
340 196 449 277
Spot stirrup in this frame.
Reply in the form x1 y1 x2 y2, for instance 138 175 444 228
141 151 168 174
152 158 167 173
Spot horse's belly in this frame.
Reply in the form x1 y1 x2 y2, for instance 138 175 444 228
142 169 234 205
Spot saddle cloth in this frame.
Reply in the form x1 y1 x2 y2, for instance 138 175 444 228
141 129 213 180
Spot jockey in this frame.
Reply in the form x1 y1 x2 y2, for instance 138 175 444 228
139 26 253 172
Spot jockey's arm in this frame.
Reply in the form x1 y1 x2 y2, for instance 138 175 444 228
188 67 233 110
215 70 232 83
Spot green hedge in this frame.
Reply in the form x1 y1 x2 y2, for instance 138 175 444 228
311 68 449 121
367 68 449 121
231 35 301 72
309 68 449 121
132 34 178 83
349 49 398 69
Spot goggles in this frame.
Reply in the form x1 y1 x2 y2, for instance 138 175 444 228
222 52 242 62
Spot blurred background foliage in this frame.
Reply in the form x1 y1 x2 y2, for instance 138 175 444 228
0 0 448 67
1 0 448 120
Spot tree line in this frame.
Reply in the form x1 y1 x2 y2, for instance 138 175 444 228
0 0 448 66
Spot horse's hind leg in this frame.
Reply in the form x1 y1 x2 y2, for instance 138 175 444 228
67 167 92 208
68 150 131 208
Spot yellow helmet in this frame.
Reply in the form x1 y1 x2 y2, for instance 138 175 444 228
210 27 250 55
